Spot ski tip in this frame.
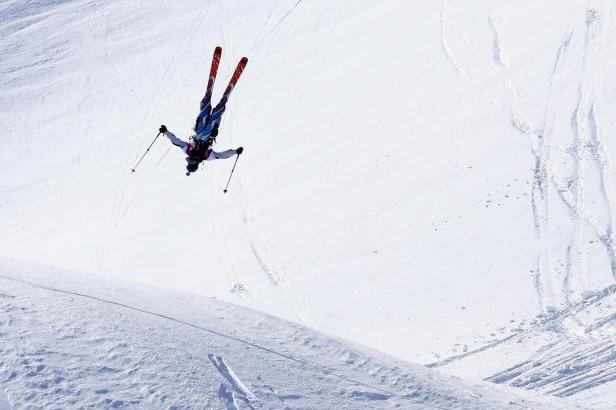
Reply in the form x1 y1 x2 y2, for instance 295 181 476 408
215 46 222 52
241 57 248 64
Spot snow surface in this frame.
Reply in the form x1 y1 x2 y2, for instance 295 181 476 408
2 0 616 407
0 391 9 410
0 259 578 409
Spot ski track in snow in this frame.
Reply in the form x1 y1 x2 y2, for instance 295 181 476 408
489 13 553 312
209 72 314 325
242 198 316 328
434 281 616 399
489 15 509 69
209 353 257 409
492 6 616 315
430 283 616 357
209 0 314 326
552 6 616 299
539 29 573 304
440 0 469 79
114 5 207 230
588 102 616 280
440 0 500 107
84 8 144 231
487 339 616 397
210 156 246 297
250 0 304 55
567 7 600 304
583 7 616 281
230 105 315 328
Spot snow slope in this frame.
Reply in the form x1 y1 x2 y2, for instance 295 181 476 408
0 391 9 410
0 259 578 409
2 0 616 406
431 282 616 406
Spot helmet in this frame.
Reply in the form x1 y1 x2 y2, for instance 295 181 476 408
186 162 199 173
186 157 200 173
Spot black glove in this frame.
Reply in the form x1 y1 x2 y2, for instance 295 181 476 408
159 125 167 133
236 147 244 155
211 125 219 138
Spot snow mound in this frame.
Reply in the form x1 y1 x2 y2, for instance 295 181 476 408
0 259 578 409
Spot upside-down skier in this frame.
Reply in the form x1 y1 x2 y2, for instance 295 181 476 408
161 46 248 176
159 124 243 174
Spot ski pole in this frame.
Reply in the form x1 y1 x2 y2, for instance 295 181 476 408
131 131 162 173
223 153 242 193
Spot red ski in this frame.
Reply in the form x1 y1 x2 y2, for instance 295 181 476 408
195 52 248 139
218 57 248 106
200 46 222 110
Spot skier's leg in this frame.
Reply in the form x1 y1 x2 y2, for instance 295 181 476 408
195 47 222 134
194 105 211 135
198 56 247 140
208 99 227 130
194 101 225 144
200 91 213 112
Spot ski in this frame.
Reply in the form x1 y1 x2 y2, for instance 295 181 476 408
218 57 248 106
195 54 248 142
200 46 222 111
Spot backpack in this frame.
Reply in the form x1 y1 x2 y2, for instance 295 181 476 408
188 140 212 161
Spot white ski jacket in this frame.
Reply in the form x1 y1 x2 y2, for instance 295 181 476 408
164 130 236 160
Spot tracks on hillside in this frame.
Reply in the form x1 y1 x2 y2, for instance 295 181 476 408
485 5 615 311
213 0 316 328
430 280 616 398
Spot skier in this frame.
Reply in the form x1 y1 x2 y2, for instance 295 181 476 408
160 46 248 175
159 124 243 174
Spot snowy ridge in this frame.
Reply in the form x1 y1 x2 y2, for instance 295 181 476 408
0 259 577 409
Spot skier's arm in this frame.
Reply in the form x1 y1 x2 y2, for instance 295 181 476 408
207 148 240 161
207 149 236 160
162 128 189 151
